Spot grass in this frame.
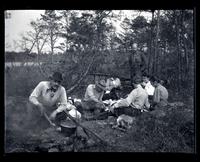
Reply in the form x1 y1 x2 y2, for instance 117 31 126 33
5 65 195 153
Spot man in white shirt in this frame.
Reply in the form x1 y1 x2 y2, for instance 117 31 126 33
141 74 155 103
28 72 80 126
81 80 107 119
110 77 150 117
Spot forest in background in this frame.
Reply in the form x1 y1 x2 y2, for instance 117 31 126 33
5 10 194 99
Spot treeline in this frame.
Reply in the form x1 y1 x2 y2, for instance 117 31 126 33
5 51 62 62
7 10 194 94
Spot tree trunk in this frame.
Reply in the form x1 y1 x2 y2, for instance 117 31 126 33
154 10 160 76
148 10 155 75
180 11 189 83
50 29 54 63
129 51 134 83
175 11 181 92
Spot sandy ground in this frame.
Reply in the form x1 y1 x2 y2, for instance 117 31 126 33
5 96 195 153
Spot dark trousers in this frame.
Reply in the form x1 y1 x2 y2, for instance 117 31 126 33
148 95 153 103
113 106 142 117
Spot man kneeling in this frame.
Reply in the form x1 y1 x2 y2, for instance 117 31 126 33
28 72 81 128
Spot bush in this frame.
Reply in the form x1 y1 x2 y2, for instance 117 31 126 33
123 106 195 153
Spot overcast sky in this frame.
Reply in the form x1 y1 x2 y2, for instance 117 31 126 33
5 10 45 52
5 10 151 52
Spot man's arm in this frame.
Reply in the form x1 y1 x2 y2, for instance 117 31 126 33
56 87 76 112
114 89 137 108
29 82 45 115
29 82 43 106
87 85 100 102
152 88 160 106
144 96 150 109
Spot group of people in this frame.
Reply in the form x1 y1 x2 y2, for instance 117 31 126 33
28 71 169 127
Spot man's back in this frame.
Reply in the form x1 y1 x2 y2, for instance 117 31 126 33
116 84 149 109
130 85 149 108
153 84 168 106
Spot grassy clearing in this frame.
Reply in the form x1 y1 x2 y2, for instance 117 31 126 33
4 65 195 153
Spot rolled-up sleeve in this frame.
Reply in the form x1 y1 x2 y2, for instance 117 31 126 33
59 87 68 104
86 85 99 102
29 82 43 105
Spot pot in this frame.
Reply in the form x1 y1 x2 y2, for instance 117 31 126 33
60 120 77 137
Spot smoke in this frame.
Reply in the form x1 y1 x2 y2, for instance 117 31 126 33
5 97 50 141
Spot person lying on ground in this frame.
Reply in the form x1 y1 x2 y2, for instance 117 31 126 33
109 76 150 117
81 80 107 119
141 73 155 103
102 77 122 101
150 76 169 108
28 71 81 126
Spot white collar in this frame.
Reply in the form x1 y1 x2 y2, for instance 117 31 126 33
136 84 142 88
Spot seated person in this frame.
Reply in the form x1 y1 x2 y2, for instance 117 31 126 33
102 77 122 101
28 72 81 126
110 77 150 117
150 76 169 108
141 73 155 103
81 80 107 118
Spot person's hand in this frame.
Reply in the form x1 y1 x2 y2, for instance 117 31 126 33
49 110 57 121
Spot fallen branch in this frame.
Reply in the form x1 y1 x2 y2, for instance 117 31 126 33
63 110 108 146
43 112 56 127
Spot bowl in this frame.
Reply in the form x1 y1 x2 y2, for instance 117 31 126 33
60 121 77 137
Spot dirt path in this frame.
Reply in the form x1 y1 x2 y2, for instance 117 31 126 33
5 96 195 153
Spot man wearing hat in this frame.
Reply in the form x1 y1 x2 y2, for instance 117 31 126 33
81 80 107 119
110 76 150 117
28 71 80 127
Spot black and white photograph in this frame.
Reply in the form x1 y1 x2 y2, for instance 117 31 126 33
4 10 195 153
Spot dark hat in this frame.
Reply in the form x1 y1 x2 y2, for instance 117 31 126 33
49 72 63 82
95 80 107 91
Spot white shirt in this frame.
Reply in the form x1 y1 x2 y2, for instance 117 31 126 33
29 81 73 112
84 84 104 102
143 81 155 96
115 84 150 109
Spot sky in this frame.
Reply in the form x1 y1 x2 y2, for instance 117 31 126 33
5 10 45 52
5 10 151 52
